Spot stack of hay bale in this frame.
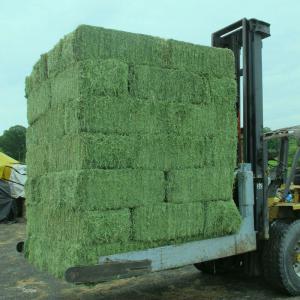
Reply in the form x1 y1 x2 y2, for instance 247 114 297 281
25 25 241 277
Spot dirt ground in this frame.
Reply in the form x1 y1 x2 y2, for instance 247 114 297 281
1 222 300 300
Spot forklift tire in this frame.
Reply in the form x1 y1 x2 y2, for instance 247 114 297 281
262 219 300 296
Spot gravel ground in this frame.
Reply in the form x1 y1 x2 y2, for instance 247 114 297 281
1 222 299 300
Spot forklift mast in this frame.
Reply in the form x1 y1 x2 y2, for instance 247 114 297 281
212 19 270 239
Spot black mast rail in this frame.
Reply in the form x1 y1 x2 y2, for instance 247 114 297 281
212 18 270 239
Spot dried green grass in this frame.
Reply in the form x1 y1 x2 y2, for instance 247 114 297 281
25 25 241 278
26 97 236 146
26 133 236 177
26 169 164 210
43 25 234 79
166 166 235 203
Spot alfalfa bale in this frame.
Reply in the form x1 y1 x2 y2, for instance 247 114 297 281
27 97 224 146
26 142 49 178
27 133 222 175
45 25 235 78
166 166 234 203
25 24 241 279
25 53 48 94
26 169 165 210
204 200 242 238
26 105 65 146
26 132 237 178
168 39 235 78
132 203 205 242
129 64 210 104
50 59 128 106
26 80 51 125
130 65 236 105
26 204 131 245
25 206 131 277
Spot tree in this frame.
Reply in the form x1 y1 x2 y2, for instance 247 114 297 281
0 125 26 162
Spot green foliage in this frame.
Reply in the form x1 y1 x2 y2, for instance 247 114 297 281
0 125 27 162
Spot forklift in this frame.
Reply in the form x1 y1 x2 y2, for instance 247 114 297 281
195 19 300 295
18 18 300 296
208 19 300 295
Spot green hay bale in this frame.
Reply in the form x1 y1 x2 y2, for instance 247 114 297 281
25 24 239 279
204 200 242 238
51 59 128 106
26 169 164 210
26 58 128 124
26 60 235 127
168 39 235 78
45 25 234 78
210 77 236 104
25 236 87 277
65 97 218 136
26 133 232 177
25 186 241 279
46 26 169 77
130 64 210 103
25 53 48 94
27 96 235 147
166 166 235 204
26 204 131 244
26 80 51 125
26 143 49 178
26 203 132 277
66 97 236 137
133 203 205 242
26 105 65 145
50 61 236 106
25 236 165 278
130 65 236 105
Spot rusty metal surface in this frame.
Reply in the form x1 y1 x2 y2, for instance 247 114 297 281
0 222 297 300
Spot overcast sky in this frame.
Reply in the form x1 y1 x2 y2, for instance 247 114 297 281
0 0 299 134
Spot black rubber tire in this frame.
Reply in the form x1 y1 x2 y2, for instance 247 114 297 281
262 219 300 296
